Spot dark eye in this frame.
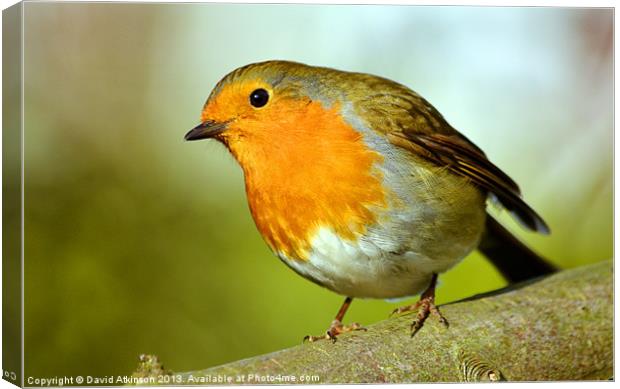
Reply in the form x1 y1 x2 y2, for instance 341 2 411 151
249 88 269 108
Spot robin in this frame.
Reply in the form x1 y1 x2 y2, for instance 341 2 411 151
185 60 555 342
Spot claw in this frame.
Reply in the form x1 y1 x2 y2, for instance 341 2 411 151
303 320 366 343
390 273 448 337
390 300 422 317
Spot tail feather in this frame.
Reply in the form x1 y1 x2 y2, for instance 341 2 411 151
478 214 556 283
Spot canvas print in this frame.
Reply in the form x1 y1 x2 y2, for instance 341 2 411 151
2 1 613 385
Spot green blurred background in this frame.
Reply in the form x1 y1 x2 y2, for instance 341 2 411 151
20 3 612 381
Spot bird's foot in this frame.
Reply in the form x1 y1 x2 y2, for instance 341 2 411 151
390 293 448 337
303 319 366 343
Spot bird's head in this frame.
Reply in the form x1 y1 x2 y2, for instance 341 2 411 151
184 61 370 171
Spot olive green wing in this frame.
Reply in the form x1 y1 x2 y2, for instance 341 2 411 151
357 86 550 234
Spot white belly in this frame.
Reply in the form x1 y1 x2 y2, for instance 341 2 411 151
279 225 478 299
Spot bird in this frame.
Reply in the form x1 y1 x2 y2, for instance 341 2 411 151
185 60 555 342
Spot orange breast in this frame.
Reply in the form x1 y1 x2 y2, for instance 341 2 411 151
223 99 388 260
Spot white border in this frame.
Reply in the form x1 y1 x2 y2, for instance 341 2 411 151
0 2 615 388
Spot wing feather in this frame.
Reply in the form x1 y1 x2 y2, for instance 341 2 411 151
387 131 550 234
357 86 550 234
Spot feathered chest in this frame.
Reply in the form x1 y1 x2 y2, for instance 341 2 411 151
244 150 387 261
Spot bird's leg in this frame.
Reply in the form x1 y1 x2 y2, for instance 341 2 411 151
303 297 366 343
390 273 448 337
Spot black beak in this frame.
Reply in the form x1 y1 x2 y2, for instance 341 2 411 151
184 120 229 141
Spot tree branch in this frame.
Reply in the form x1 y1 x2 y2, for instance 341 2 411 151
167 261 613 382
